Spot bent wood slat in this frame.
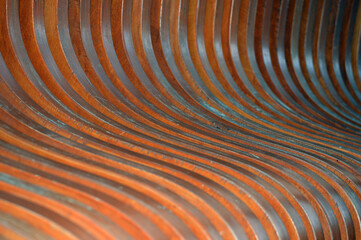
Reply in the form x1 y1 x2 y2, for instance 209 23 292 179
0 0 361 239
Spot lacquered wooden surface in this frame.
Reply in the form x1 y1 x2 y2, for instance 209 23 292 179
1 0 361 239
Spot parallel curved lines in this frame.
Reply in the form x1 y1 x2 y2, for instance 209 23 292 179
0 0 361 239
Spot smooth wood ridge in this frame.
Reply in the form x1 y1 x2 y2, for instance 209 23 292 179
1 0 361 239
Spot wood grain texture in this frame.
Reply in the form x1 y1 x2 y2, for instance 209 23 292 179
0 0 361 239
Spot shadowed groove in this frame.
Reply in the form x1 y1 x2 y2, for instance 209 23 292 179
0 0 361 239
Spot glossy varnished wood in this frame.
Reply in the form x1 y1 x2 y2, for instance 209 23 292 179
0 0 361 239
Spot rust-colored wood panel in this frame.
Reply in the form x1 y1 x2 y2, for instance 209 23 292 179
1 0 361 239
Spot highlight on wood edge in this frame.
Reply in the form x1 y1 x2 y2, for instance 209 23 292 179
0 0 361 239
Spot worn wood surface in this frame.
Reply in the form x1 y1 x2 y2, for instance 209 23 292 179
1 0 361 239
